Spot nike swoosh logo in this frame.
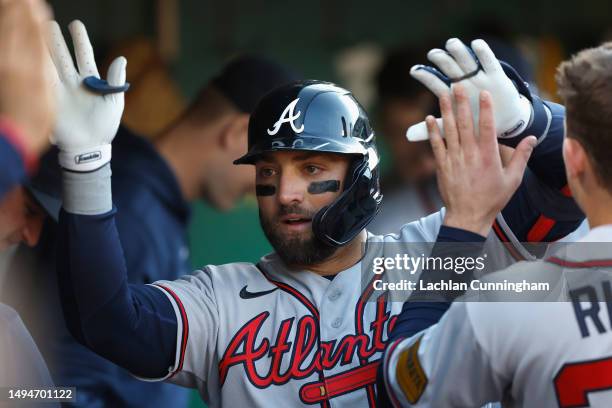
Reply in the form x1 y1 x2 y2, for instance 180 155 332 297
239 285 278 299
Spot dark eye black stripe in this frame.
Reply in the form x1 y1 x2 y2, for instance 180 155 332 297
308 180 340 194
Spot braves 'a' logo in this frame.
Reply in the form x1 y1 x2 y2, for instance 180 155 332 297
267 98 305 135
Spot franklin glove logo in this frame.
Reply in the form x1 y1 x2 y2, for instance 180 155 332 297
75 150 102 164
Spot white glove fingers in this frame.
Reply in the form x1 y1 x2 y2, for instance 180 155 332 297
106 56 127 86
46 21 77 83
410 65 450 97
68 20 99 78
445 38 479 73
471 39 502 74
406 118 445 141
427 48 464 79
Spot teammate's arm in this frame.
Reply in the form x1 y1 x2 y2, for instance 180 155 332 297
390 85 535 341
379 71 532 408
382 303 504 407
49 20 181 379
408 39 583 243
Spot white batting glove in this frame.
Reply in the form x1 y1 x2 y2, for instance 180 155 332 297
47 20 127 172
406 38 533 142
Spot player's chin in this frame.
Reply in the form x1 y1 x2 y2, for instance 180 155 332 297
271 221 313 243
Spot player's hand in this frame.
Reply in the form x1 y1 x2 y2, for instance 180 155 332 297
407 38 532 143
430 85 537 237
47 20 127 172
0 0 54 156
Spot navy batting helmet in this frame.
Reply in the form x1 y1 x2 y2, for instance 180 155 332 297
234 80 383 247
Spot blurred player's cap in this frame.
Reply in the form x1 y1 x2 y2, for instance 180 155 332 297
26 148 62 222
211 55 301 114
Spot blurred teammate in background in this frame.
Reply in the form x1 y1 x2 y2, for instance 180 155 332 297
368 45 442 234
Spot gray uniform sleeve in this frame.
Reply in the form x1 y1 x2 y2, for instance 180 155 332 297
149 268 220 392
382 302 507 407
383 209 445 244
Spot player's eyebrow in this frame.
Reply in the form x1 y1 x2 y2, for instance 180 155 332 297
291 152 336 162
257 152 335 164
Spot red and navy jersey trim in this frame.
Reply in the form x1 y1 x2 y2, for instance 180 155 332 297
546 257 612 269
153 284 189 377
527 214 557 242
492 220 527 261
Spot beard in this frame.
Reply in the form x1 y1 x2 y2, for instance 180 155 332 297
259 204 336 267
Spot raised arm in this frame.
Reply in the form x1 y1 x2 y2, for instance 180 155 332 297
407 38 583 243
378 74 535 408
50 20 177 378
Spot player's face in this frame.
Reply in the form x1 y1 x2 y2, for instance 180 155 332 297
0 187 46 251
255 151 351 266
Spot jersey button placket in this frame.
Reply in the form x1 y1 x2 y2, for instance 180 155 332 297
328 289 342 301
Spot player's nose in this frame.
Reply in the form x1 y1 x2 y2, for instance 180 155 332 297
277 173 304 206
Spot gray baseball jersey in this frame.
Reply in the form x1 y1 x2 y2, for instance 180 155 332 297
383 225 612 408
146 209 542 407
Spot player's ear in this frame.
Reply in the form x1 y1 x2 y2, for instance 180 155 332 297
220 113 249 153
563 137 587 179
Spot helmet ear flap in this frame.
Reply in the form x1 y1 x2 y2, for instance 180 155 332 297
311 158 362 245
312 158 382 247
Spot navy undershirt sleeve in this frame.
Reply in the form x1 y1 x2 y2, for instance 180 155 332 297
57 207 178 378
388 226 486 342
526 101 567 189
501 102 584 242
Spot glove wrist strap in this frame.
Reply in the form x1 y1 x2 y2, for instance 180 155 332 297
58 144 112 172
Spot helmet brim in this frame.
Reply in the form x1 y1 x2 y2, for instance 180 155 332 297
233 135 368 165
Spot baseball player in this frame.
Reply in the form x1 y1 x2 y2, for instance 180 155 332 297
381 43 612 407
48 20 583 408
